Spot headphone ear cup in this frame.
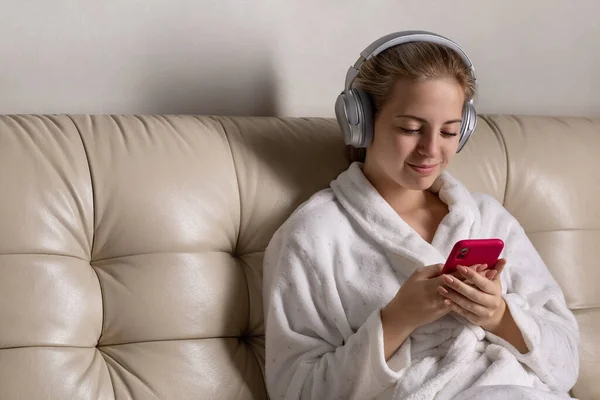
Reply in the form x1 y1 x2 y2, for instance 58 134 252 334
353 88 374 148
335 88 375 148
457 100 477 153
335 91 355 146
335 89 365 147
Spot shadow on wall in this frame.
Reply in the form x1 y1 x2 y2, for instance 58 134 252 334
138 49 278 117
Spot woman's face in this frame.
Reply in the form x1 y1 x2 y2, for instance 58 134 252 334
365 76 465 191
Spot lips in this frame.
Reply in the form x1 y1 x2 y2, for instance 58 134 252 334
408 163 439 175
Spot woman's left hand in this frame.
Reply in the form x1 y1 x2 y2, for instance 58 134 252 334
437 259 507 331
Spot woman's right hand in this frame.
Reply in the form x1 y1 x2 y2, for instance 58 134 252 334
380 263 489 360
381 264 450 336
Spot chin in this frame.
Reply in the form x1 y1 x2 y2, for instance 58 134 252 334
397 169 442 191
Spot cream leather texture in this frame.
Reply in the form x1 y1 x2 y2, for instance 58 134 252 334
0 114 597 399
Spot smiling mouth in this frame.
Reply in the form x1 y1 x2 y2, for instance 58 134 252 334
407 163 439 174
409 163 438 168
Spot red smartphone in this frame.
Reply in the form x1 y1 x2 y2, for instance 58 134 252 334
441 238 504 275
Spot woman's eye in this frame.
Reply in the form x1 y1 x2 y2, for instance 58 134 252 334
441 131 458 137
399 127 420 134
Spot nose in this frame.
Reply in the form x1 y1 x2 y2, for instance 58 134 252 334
417 128 440 157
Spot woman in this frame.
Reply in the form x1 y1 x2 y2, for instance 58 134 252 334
262 31 579 400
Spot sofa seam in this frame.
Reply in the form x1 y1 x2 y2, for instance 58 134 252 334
206 116 243 251
65 116 97 258
99 349 159 400
208 116 251 335
65 116 115 400
247 341 267 394
66 115 103 321
480 115 510 206
0 252 87 261
96 335 260 347
236 256 256 337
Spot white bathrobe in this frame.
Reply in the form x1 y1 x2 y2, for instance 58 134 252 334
263 162 580 400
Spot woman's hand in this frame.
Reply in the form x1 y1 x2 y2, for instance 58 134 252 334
381 263 450 360
382 263 493 331
382 264 451 333
380 263 496 360
438 259 507 331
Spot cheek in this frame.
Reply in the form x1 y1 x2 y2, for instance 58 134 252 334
374 130 401 154
372 128 415 162
442 147 457 163
388 134 414 157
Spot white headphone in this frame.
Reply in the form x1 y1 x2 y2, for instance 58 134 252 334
334 30 477 152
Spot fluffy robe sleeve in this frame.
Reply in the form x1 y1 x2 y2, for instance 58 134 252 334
262 220 409 400
484 205 580 392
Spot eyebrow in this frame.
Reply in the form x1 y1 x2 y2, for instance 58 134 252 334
395 115 462 124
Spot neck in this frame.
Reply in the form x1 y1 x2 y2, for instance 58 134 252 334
362 161 431 215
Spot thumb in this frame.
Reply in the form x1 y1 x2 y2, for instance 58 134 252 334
416 263 444 279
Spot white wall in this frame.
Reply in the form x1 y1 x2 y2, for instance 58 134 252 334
1 0 599 117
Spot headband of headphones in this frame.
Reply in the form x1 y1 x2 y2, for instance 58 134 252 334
343 30 477 94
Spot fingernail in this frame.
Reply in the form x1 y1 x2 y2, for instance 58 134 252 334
486 270 497 279
476 264 486 272
438 286 449 294
442 275 453 284
458 266 469 275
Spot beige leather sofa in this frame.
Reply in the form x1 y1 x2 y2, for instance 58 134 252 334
0 114 597 400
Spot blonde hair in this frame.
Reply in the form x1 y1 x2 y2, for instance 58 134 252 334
346 41 476 163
